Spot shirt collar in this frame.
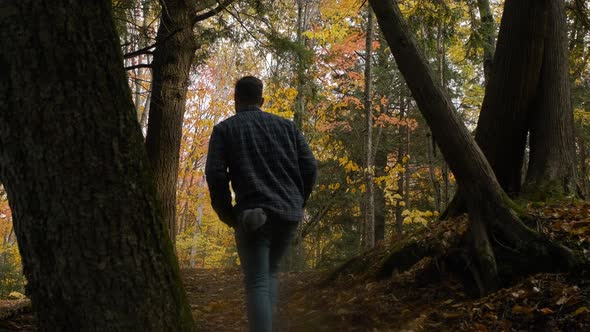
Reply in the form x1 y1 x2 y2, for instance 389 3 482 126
237 105 262 113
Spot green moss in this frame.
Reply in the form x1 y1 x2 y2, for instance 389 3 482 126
500 192 525 216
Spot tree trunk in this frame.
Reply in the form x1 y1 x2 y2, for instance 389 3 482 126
523 0 578 197
437 23 450 209
294 0 306 130
364 7 375 250
139 89 151 133
369 0 579 296
374 144 388 243
443 0 554 218
394 96 406 238
427 133 442 212
190 205 202 269
404 108 411 211
0 1 194 330
145 0 198 246
579 136 589 198
476 0 496 84
475 0 548 196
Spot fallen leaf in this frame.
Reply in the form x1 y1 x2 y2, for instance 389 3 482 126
556 296 570 305
442 312 462 319
572 306 589 317
538 307 554 315
512 305 533 314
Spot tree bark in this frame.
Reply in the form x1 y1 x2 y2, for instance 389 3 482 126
369 0 579 296
579 136 590 198
0 1 194 330
364 7 375 250
294 0 306 130
445 0 580 219
427 132 442 212
190 205 202 268
476 0 496 84
394 95 406 238
475 0 548 196
374 144 388 243
145 0 198 246
524 0 578 197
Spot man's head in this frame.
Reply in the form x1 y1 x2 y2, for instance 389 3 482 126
234 76 264 111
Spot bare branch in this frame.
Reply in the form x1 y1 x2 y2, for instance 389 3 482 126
123 27 183 59
192 0 236 25
124 46 154 59
125 63 152 71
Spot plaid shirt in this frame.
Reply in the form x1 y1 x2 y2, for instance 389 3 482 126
205 106 317 226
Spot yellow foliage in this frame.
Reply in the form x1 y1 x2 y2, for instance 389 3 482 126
401 209 438 225
574 109 590 125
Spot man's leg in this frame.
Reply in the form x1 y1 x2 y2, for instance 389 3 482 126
235 224 272 332
268 220 299 313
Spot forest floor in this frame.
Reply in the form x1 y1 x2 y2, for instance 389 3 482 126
0 201 589 331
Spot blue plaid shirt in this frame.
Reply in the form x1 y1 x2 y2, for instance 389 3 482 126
205 106 317 226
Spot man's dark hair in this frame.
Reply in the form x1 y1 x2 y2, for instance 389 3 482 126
235 76 263 105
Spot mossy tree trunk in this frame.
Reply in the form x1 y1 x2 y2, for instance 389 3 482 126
523 0 578 196
369 0 579 296
0 1 194 330
445 0 578 217
474 0 548 196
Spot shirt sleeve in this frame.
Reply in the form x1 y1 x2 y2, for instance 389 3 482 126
296 129 317 206
205 125 234 227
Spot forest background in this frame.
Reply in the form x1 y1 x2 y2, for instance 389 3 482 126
1 0 589 298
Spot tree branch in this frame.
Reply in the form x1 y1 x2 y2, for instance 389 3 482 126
125 63 152 71
573 0 590 30
123 27 183 59
192 0 236 25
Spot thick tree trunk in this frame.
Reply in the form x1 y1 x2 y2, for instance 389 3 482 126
145 0 198 246
475 0 548 196
524 0 578 197
444 0 555 218
0 1 194 330
369 0 579 296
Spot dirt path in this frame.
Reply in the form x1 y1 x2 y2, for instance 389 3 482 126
2 266 589 331
184 268 331 331
0 269 328 332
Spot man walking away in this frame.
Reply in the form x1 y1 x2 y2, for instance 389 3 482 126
205 76 317 332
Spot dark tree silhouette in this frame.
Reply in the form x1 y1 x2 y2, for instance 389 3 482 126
0 1 194 329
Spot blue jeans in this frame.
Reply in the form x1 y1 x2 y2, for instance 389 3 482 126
235 215 299 332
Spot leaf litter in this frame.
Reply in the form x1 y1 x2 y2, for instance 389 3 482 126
0 201 588 331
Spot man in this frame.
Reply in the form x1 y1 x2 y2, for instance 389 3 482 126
205 76 317 332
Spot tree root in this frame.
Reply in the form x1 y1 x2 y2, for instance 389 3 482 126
377 241 438 279
325 202 582 298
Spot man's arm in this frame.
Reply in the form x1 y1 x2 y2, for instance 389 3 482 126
205 125 234 226
296 129 317 206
